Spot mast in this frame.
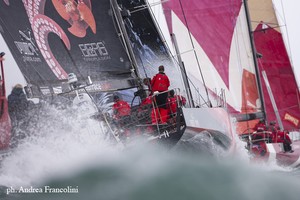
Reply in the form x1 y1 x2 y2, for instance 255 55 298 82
243 0 266 121
110 0 141 83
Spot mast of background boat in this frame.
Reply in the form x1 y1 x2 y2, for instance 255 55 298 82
170 33 194 108
243 0 267 121
110 0 142 87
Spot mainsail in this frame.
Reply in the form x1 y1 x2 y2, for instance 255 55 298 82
0 0 138 96
248 0 300 130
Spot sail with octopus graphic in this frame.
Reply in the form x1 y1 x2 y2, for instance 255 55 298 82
0 0 137 96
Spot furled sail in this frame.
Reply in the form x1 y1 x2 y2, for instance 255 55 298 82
248 0 300 130
0 0 138 96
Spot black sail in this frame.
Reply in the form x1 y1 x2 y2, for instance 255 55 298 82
0 0 137 95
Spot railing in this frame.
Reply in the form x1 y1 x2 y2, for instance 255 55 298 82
289 131 300 142
112 88 186 140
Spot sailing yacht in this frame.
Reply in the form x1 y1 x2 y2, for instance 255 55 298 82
0 0 234 151
244 0 300 167
149 0 300 167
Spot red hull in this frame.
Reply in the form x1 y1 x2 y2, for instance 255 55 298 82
250 140 300 168
0 57 11 149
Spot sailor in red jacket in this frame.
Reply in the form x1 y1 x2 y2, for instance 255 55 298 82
167 90 187 117
112 95 131 124
138 95 152 124
150 65 170 124
254 119 267 132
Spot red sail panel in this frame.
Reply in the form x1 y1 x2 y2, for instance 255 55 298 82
0 97 11 149
241 69 260 113
234 69 260 134
163 0 242 88
254 23 300 130
0 58 11 149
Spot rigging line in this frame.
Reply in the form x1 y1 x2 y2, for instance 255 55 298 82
277 0 294 79
234 8 264 123
272 1 294 66
244 0 267 121
130 0 169 14
167 48 210 105
251 25 283 33
111 16 135 74
145 0 208 105
136 0 173 79
111 0 140 80
169 52 208 105
277 104 300 111
177 0 212 107
251 20 279 26
233 15 251 123
130 1 166 48
136 52 149 79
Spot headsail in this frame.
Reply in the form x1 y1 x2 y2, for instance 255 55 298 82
0 0 138 96
249 0 300 130
157 0 262 133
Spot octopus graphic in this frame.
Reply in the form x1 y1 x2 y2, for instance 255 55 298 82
52 0 96 37
2 0 95 79
23 0 71 79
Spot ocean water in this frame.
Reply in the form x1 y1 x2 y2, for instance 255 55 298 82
0 105 300 200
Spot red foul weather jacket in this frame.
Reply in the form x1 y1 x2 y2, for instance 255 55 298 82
112 100 131 119
151 73 170 92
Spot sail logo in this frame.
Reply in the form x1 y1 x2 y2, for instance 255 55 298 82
284 113 299 126
79 42 111 61
14 41 41 62
14 41 39 56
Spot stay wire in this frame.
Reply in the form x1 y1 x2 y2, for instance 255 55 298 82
177 0 212 107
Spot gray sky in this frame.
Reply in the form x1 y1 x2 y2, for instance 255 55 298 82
273 0 300 88
1 0 299 95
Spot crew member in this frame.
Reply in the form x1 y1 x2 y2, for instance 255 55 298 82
8 84 30 147
112 95 131 125
150 65 170 124
143 77 152 95
254 119 267 132
167 90 177 117
138 94 152 124
112 95 132 139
